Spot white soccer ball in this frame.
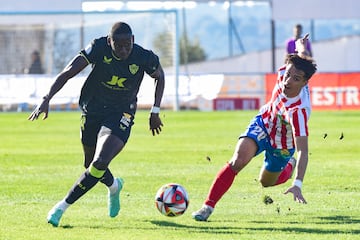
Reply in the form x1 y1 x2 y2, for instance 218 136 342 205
155 183 189 217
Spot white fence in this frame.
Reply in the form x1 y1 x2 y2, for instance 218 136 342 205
0 73 265 112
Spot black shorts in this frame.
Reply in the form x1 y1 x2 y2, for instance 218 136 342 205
80 111 135 147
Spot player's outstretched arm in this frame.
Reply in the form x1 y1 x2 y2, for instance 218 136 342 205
149 64 165 136
284 136 308 204
28 55 88 121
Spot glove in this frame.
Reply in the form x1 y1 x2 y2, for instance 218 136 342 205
149 113 163 136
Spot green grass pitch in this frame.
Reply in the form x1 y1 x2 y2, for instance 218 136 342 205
0 110 359 240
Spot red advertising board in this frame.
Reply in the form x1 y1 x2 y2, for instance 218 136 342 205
265 73 360 110
213 98 260 110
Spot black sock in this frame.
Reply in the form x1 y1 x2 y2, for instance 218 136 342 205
65 170 100 204
100 169 114 187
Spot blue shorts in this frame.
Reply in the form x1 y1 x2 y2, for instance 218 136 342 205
240 115 295 172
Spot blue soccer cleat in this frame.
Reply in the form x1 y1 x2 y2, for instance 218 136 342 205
109 177 124 218
47 207 64 227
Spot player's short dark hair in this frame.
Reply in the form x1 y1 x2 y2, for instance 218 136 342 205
109 22 132 37
286 54 317 81
32 50 40 56
295 23 303 29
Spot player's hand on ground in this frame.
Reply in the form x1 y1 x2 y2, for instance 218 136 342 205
28 98 50 121
284 185 307 204
149 113 163 136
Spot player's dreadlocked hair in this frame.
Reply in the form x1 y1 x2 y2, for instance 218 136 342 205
109 22 132 37
285 54 317 81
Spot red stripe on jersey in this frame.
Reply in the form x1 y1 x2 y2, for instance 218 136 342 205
302 108 309 136
291 108 309 137
269 116 278 148
280 116 287 147
292 111 300 136
286 99 302 110
261 110 270 129
278 66 286 72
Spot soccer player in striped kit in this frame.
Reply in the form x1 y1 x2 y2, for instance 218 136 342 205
192 34 317 221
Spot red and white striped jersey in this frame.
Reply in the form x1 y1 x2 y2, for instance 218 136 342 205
260 66 311 149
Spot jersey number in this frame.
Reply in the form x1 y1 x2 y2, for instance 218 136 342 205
250 126 267 141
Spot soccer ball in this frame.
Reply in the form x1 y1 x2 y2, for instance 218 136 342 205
155 183 189 217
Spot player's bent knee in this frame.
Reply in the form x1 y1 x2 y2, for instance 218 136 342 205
259 178 275 187
92 156 110 170
89 159 108 178
260 182 272 188
228 159 248 173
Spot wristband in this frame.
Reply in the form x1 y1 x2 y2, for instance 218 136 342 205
150 106 160 114
293 179 303 189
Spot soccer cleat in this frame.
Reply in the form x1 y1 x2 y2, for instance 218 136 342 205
288 157 297 178
109 177 124 218
192 205 213 221
47 207 64 227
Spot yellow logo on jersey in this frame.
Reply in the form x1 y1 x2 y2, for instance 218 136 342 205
129 64 139 75
106 76 127 87
123 112 132 119
280 149 290 156
103 56 112 64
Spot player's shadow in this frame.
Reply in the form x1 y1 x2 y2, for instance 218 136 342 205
149 220 242 235
243 226 360 235
150 214 360 235
252 215 360 226
316 215 360 224
248 215 360 235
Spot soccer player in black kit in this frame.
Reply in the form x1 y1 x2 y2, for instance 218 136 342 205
28 22 165 227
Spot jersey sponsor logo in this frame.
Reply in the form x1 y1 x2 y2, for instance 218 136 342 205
129 64 139 75
103 56 113 64
273 149 291 159
277 114 289 125
280 149 290 156
119 112 132 131
106 76 127 88
123 112 132 119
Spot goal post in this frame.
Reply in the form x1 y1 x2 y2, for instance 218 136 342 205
0 10 180 111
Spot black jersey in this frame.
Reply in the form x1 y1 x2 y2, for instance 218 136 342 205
79 37 160 114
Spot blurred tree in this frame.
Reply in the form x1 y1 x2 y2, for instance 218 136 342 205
153 31 174 67
180 35 207 64
153 31 207 67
